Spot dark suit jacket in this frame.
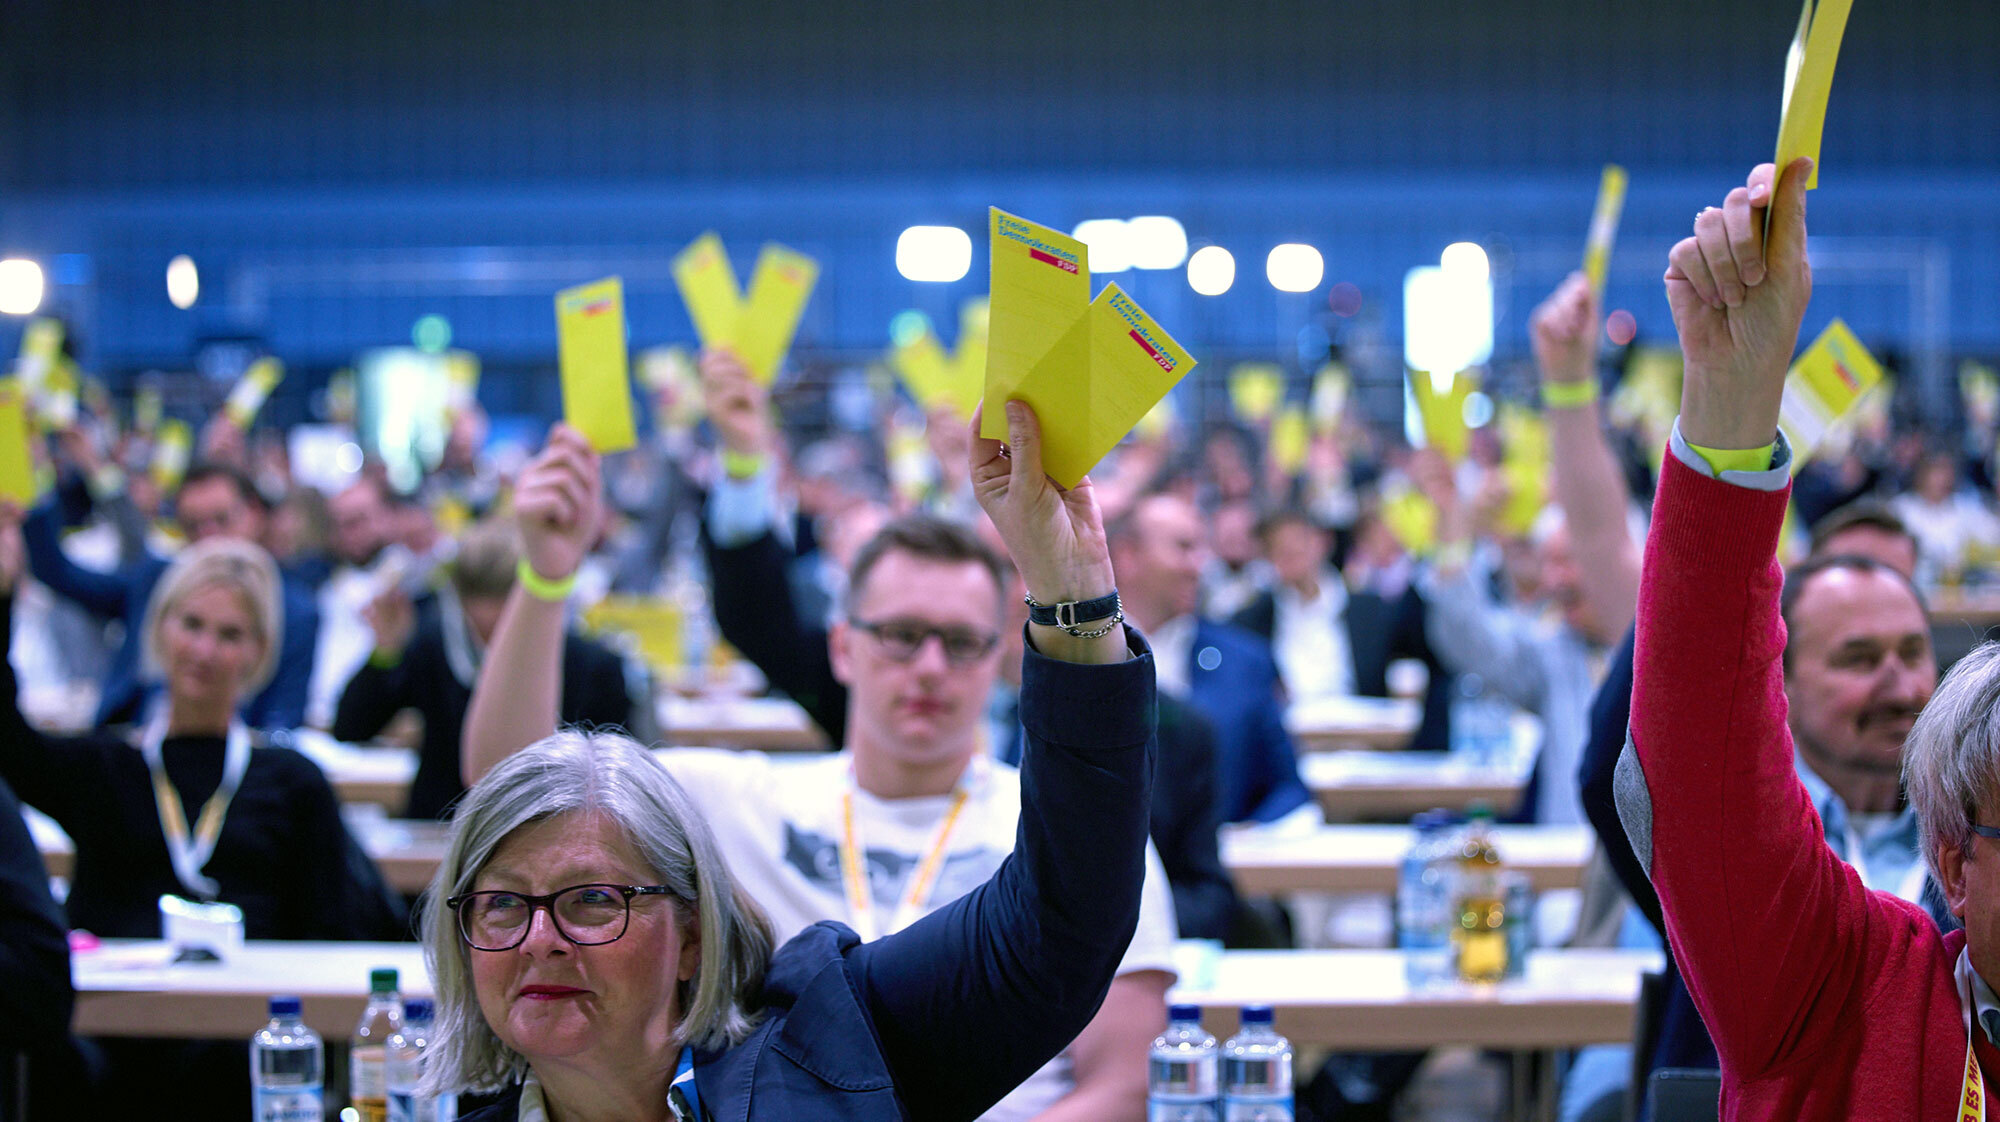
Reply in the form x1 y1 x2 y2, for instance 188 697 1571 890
1182 620 1312 825
1230 582 1453 751
23 501 319 730
459 634 1156 1122
332 605 632 819
707 527 1237 939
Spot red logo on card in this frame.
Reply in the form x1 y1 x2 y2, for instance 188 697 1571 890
1030 249 1079 274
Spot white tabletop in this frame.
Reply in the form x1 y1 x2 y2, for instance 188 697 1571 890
656 694 829 751
1222 824 1595 896
1170 946 1661 1049
1302 750 1528 821
1285 694 1421 751
74 940 433 1039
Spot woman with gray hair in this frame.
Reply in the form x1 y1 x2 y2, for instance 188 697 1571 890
427 403 1156 1121
0 506 403 1113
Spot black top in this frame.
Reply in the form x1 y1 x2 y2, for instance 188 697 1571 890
1 595 404 941
332 604 633 819
0 772 71 1047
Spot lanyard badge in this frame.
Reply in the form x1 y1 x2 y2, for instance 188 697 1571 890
837 757 982 942
139 715 252 901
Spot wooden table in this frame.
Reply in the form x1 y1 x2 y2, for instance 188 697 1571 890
1303 751 1526 821
1286 695 1422 751
1930 590 2000 632
74 938 1656 1052
1170 946 1659 1050
1222 824 1593 896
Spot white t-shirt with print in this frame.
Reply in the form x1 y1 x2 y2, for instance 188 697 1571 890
660 748 1180 1122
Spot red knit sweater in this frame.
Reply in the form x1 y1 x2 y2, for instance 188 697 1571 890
1631 453 1999 1120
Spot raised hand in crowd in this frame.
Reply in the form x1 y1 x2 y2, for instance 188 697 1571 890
699 346 776 461
1667 158 1815 451
1530 272 1601 389
199 414 248 469
970 399 1127 664
512 422 603 584
361 583 416 662
0 502 23 597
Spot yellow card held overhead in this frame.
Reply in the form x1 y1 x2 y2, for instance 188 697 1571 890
1582 164 1628 299
0 378 37 505
554 276 638 453
982 209 1092 445
1270 406 1310 477
1778 318 1883 470
152 419 193 491
14 318 63 392
1229 364 1285 423
669 233 819 385
224 357 284 428
1408 370 1477 463
1774 0 1855 193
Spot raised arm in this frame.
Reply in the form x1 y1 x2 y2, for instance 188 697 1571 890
461 425 600 785
19 496 129 621
852 400 1153 1120
1533 273 1641 642
1625 159 1905 1077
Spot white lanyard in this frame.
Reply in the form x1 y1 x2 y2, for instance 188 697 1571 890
837 757 984 942
438 582 481 690
1958 951 1987 1121
138 713 252 901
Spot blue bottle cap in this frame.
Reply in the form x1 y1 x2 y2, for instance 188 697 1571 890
402 997 434 1021
268 995 302 1018
1240 1005 1274 1025
1168 1003 1204 1022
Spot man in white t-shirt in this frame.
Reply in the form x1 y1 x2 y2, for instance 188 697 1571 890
467 424 1176 1122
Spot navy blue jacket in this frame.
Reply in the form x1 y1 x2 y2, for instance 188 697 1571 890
1182 620 1311 824
458 629 1158 1121
21 501 319 730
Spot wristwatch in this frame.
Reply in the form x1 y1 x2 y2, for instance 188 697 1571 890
1023 590 1124 639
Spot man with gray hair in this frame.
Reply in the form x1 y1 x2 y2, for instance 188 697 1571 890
1622 156 1995 1116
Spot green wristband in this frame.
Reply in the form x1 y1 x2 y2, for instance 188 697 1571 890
516 557 578 602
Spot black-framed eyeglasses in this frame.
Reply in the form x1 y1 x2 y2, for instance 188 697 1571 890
1972 825 2000 842
445 883 676 952
847 618 1000 664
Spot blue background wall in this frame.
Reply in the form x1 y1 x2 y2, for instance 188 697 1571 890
0 1 1993 418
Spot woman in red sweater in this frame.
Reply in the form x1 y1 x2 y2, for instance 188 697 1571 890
1626 157 2000 1118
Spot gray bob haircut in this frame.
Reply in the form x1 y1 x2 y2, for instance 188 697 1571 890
419 729 774 1095
141 537 283 696
1906 642 2000 884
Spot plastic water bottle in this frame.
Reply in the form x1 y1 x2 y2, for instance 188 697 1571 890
1449 674 1511 766
388 998 456 1122
1149 1004 1220 1121
251 995 324 1122
1396 810 1455 988
1221 1006 1294 1121
352 967 404 1122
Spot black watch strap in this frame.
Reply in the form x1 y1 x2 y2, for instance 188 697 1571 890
1023 590 1122 629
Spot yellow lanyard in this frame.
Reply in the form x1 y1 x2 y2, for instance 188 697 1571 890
140 717 251 902
1961 953 1987 1122
837 760 980 942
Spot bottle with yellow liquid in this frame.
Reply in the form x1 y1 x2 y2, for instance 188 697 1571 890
1452 805 1508 984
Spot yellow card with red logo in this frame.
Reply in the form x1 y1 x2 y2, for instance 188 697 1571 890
0 378 37 505
555 276 637 453
1778 318 1882 470
982 210 1195 488
670 233 819 385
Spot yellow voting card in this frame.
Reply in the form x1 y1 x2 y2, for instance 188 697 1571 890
1497 404 1550 536
1582 164 1628 298
1229 363 1285 423
735 245 819 385
1380 486 1438 557
670 233 819 386
1409 370 1476 462
224 357 283 428
1136 394 1177 441
982 209 1092 444
152 419 192 491
1777 318 1882 469
1311 363 1351 434
35 357 78 432
671 233 743 350
0 379 36 505
1270 406 1310 477
950 299 990 414
555 277 637 453
1775 0 1854 193
15 318 62 393
892 329 956 412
